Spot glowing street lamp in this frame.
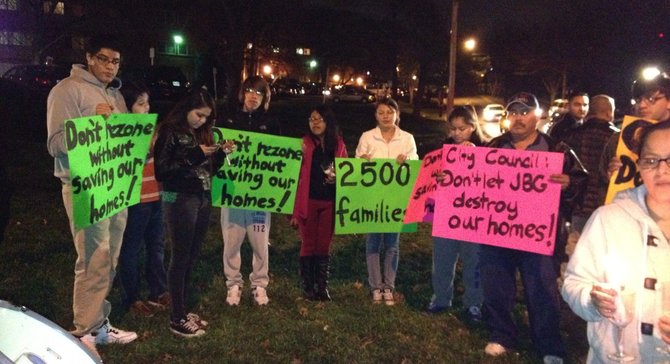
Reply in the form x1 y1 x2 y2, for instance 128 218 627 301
309 60 318 69
332 74 341 83
173 34 184 45
642 66 661 81
356 76 364 86
262 64 273 76
464 38 476 52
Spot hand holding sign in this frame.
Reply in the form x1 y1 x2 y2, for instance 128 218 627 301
335 158 420 234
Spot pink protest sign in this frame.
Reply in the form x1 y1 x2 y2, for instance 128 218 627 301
432 145 564 255
404 148 442 223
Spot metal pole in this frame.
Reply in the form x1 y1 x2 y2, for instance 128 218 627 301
446 1 459 116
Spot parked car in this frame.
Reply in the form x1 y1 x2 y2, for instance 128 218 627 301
271 78 302 96
1 64 70 97
0 64 70 138
480 103 505 138
300 82 324 96
326 85 376 103
119 66 191 117
120 66 191 103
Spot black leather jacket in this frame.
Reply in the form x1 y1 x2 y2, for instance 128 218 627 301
154 124 219 193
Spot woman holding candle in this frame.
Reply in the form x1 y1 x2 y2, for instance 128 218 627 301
562 120 670 363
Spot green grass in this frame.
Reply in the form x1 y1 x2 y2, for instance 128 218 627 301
0 100 588 363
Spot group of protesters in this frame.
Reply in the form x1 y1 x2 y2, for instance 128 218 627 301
45 33 670 364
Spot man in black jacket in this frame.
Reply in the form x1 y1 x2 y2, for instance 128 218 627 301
482 92 587 364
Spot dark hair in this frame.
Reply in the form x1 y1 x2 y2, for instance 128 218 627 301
85 34 123 57
632 73 670 100
447 106 487 145
308 105 341 155
161 87 216 144
623 119 653 154
375 98 400 125
567 91 588 102
636 119 670 155
121 81 149 112
238 76 271 111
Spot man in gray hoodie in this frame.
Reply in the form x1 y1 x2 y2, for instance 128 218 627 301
46 34 137 359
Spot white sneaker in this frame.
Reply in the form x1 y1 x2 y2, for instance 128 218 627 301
79 335 102 361
382 289 395 306
371 289 383 304
484 342 507 356
543 355 564 364
252 286 269 305
226 285 241 306
93 320 138 345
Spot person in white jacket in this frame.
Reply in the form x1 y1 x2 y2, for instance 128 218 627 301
355 98 418 306
562 119 670 363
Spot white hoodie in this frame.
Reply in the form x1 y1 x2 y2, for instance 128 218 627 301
562 185 670 363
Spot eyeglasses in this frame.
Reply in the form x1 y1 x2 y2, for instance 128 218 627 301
638 157 670 170
94 54 121 66
245 88 264 96
309 116 324 123
636 94 666 105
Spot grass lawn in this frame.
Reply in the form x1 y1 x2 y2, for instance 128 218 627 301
0 98 588 363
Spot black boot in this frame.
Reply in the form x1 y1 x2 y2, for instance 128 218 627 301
299 256 316 300
315 255 332 301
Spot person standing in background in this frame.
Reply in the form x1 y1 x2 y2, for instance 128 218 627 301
118 82 170 317
426 106 485 324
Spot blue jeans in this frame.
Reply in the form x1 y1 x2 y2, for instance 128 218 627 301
118 200 168 307
480 245 565 358
430 237 482 308
366 233 399 291
163 191 211 321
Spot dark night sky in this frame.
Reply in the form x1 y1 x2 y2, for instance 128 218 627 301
458 0 670 110
323 0 670 109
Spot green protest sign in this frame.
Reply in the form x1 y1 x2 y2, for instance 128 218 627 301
335 158 420 234
66 113 156 229
211 128 302 214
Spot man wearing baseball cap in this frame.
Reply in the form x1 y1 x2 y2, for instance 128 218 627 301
480 92 587 363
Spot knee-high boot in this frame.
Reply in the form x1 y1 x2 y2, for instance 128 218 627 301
299 256 315 300
315 255 332 301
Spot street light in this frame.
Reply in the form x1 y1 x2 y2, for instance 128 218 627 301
173 34 184 55
642 66 661 81
464 38 476 52
309 60 318 69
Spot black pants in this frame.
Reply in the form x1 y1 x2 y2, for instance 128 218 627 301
163 191 211 321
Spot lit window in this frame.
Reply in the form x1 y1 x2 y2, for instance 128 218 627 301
0 0 18 10
0 31 32 46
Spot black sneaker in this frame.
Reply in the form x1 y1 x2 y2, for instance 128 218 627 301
170 317 206 338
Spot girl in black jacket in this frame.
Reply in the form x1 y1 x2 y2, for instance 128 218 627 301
154 88 230 338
